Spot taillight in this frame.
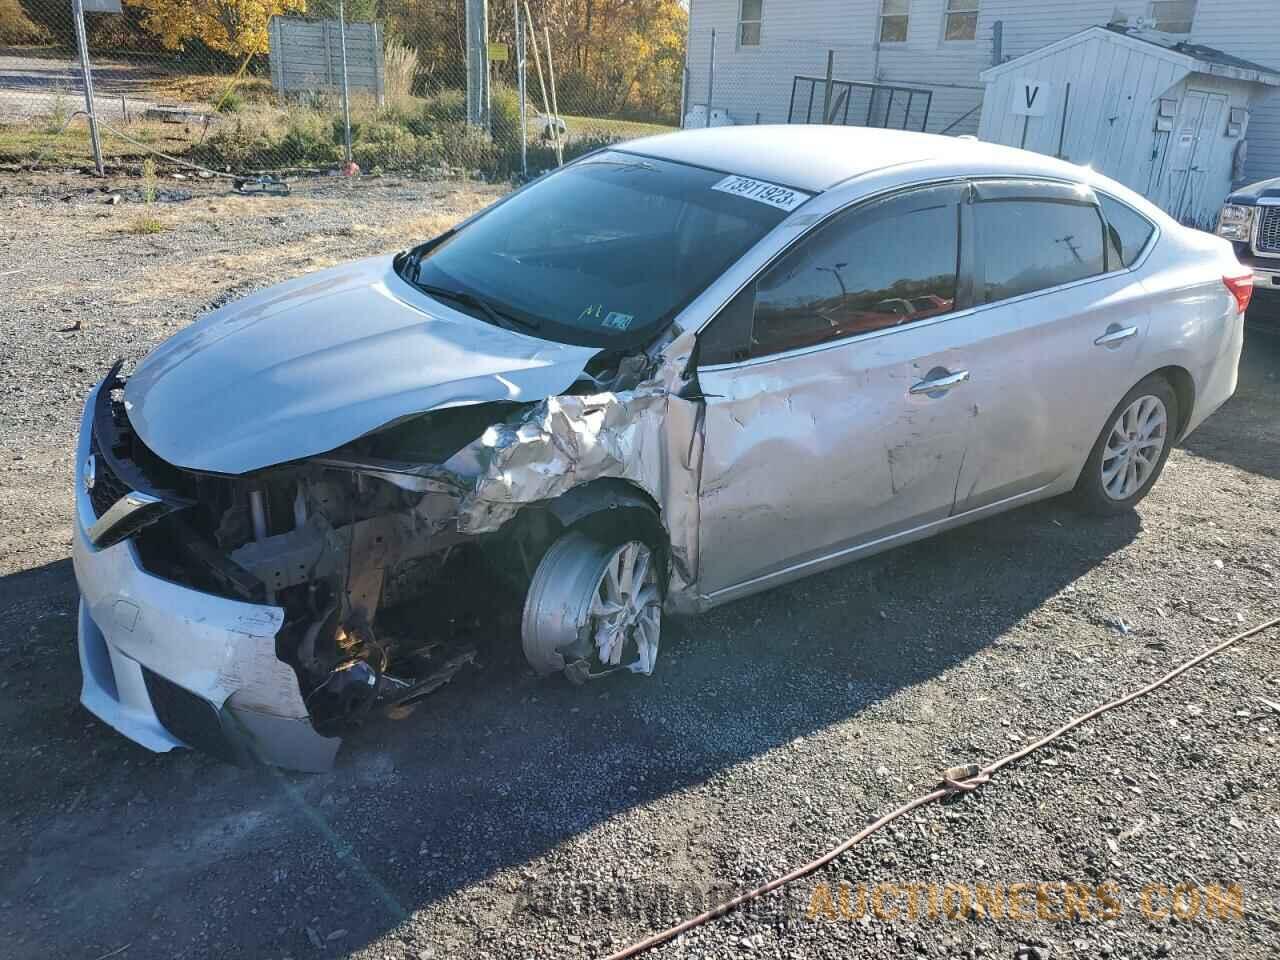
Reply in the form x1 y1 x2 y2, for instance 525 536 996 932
1224 273 1254 314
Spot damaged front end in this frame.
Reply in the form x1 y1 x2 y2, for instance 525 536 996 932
81 343 702 769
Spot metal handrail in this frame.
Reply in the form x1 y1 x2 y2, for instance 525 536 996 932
787 75 934 131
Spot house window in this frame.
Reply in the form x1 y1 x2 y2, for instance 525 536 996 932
739 0 763 46
1149 0 1196 33
944 0 979 41
880 0 909 43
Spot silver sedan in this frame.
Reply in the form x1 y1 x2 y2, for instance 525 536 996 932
72 127 1250 769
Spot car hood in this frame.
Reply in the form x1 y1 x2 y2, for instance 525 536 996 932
124 256 601 474
1227 176 1280 204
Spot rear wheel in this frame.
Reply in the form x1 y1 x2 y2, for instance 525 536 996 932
1073 374 1178 514
521 531 662 684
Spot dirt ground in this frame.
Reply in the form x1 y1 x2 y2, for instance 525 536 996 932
1 170 1279 960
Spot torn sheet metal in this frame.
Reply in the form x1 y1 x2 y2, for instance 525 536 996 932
450 343 706 609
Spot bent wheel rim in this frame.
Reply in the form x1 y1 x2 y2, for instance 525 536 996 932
1101 395 1167 501
589 541 661 676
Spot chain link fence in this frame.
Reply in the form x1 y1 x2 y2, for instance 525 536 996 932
0 0 687 179
681 32 984 138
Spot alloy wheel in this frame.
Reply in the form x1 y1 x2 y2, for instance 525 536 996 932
1101 394 1168 501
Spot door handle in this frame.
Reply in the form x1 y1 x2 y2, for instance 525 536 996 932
909 369 970 395
1094 324 1139 346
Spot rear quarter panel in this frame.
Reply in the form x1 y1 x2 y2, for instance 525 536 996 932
1132 225 1245 438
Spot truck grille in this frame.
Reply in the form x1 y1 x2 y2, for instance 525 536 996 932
1258 207 1280 255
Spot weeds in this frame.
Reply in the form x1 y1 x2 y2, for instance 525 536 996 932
43 91 70 135
125 215 166 234
383 38 419 106
141 158 157 203
215 90 244 114
187 87 638 177
120 160 164 233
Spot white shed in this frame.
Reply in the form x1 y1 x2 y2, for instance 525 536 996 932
978 25 1280 229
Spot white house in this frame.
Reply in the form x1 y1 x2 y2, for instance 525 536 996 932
684 0 1280 188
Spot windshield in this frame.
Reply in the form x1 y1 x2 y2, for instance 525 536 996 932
408 151 800 347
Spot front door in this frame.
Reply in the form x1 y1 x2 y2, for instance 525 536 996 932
694 183 977 598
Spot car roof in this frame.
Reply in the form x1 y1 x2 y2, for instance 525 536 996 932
620 125 1093 194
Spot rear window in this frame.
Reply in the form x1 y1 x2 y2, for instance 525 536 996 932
975 199 1106 304
1100 195 1156 268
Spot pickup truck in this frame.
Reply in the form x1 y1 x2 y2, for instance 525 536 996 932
1217 177 1280 302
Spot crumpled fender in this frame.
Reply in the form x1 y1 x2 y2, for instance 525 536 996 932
447 333 706 609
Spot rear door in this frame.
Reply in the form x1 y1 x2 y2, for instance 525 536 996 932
948 181 1152 507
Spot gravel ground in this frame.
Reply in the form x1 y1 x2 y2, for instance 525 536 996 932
1 171 1278 960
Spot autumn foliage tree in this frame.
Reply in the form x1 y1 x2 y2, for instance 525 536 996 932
129 0 305 56
386 0 688 122
556 0 687 119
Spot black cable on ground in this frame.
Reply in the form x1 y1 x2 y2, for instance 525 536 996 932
602 614 1280 960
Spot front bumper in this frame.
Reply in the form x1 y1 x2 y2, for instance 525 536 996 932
1234 248 1280 294
1252 261 1280 292
72 380 340 772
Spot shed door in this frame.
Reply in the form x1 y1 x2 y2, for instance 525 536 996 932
1164 89 1228 225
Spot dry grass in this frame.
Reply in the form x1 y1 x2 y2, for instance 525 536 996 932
383 38 419 108
140 73 277 108
110 185 499 306
558 113 675 140
0 0 50 43
0 118 211 166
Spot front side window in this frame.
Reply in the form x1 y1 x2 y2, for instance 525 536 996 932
880 0 910 42
975 199 1106 304
1100 195 1157 268
1149 0 1196 33
944 0 979 41
749 186 960 357
739 0 763 46
410 152 791 348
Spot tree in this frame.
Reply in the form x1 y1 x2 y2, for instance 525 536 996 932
128 0 306 56
306 0 376 24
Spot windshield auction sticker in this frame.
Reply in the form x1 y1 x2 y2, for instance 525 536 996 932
712 175 812 212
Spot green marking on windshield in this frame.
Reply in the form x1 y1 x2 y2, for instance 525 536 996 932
602 312 634 331
579 303 634 330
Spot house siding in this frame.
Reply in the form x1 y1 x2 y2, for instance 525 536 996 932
1187 0 1280 183
687 0 1280 183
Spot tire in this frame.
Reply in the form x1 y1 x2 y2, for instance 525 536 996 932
1073 374 1179 515
521 530 662 683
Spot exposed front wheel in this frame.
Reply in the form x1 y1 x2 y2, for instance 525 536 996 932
521 531 662 684
1073 374 1178 514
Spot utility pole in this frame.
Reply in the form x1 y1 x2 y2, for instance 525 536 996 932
706 28 715 128
337 0 353 164
515 0 527 177
71 0 104 175
466 0 490 129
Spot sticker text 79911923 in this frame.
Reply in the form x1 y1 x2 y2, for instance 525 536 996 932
712 175 812 212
